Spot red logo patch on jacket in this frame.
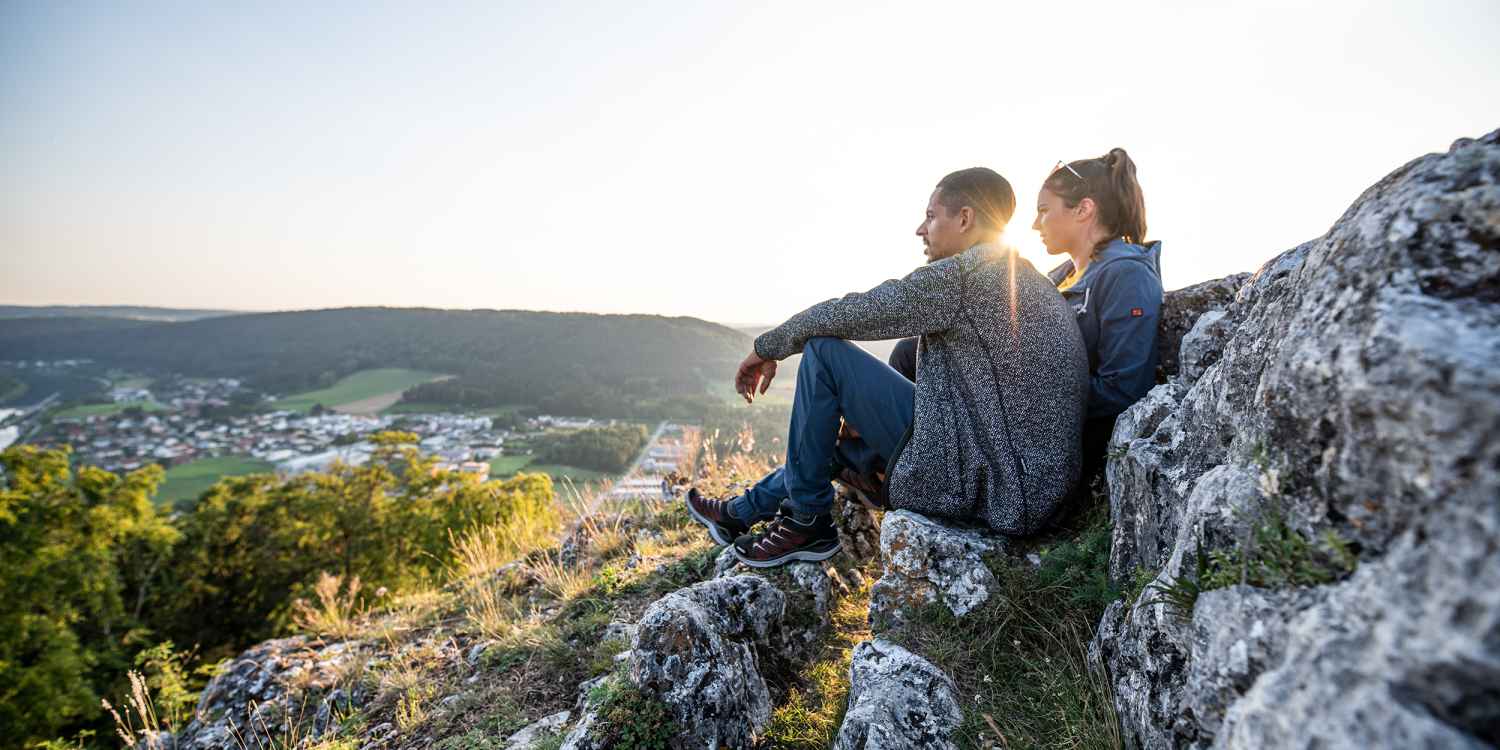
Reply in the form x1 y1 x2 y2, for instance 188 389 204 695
1131 307 1144 317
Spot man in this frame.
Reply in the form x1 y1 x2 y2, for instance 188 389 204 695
688 168 1089 567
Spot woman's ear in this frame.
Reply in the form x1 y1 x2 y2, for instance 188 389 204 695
1075 197 1097 223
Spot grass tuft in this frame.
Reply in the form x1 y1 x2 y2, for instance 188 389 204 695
887 506 1122 749
1147 509 1358 620
292 572 367 641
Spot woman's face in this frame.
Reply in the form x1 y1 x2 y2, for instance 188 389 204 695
1031 187 1081 255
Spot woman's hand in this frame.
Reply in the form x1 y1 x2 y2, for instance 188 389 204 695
735 351 777 403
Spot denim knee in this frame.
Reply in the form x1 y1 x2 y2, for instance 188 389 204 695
802 336 852 361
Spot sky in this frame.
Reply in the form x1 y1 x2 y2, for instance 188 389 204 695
3 0 1498 327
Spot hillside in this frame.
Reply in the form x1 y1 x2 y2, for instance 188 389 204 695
0 307 749 414
0 305 243 322
104 130 1498 750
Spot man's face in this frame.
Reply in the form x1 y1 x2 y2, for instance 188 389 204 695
915 189 969 263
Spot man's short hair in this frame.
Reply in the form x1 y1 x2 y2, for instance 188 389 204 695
935 167 1016 231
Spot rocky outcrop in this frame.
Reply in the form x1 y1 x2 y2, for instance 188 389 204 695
1096 130 1500 748
868 509 1005 631
506 709 570 749
559 676 610 750
833 639 963 750
628 575 784 748
169 637 369 750
1156 274 1250 381
834 483 883 563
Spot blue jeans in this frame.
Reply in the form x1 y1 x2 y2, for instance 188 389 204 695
728 337 915 521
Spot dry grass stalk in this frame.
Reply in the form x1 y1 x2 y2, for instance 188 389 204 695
102 670 166 750
292 572 366 641
532 550 592 602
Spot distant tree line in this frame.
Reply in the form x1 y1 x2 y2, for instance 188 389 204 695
0 374 24 402
0 309 747 417
0 434 558 748
535 424 649 473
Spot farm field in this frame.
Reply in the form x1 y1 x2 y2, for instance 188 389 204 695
487 454 610 485
53 400 168 419
273 369 447 414
158 456 275 507
382 402 530 417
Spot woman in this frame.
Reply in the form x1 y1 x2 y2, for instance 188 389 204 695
1033 148 1163 489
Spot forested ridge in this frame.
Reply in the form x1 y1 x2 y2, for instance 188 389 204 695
0 308 748 413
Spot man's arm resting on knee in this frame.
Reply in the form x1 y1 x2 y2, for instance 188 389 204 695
753 257 964 361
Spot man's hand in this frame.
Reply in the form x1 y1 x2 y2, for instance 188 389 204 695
735 350 777 403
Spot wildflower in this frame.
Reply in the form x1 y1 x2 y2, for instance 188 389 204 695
1012 639 1020 647
983 674 993 684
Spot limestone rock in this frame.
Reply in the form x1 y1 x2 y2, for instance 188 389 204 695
506 709 570 749
1183 586 1315 741
600 621 637 647
1156 273 1250 381
714 544 744 577
167 637 368 750
715 553 838 671
833 639 962 750
629 575 785 748
1215 500 1500 749
1097 130 1500 747
1177 309 1233 385
834 481 883 563
1105 381 1187 584
868 509 1004 631
559 676 609 750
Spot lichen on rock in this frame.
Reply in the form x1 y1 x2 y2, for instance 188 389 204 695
868 509 1006 631
833 639 963 750
1095 130 1500 748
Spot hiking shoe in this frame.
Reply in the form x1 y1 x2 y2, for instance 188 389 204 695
835 467 889 510
686 488 750 547
732 511 841 568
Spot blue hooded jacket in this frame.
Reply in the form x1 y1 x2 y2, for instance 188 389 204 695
1047 239 1164 421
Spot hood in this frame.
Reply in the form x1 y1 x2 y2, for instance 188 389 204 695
1048 239 1163 288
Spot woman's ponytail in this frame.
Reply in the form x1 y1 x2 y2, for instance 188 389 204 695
1103 147 1147 246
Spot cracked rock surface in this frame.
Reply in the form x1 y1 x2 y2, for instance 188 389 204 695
833 639 962 750
868 510 1004 631
627 575 784 749
1095 130 1500 748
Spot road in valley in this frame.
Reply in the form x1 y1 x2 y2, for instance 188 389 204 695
584 420 668 517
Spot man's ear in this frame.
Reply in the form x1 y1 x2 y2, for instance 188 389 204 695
959 205 977 233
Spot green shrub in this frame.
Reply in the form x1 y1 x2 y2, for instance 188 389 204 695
0 445 177 746
588 674 679 750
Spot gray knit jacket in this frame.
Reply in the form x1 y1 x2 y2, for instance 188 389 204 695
755 244 1089 535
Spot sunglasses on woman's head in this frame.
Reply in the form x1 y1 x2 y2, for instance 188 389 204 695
1052 161 1086 181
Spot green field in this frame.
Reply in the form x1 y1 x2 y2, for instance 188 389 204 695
0 380 25 403
381 402 530 417
273 369 446 413
487 454 610 484
53 400 168 419
158 456 275 507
